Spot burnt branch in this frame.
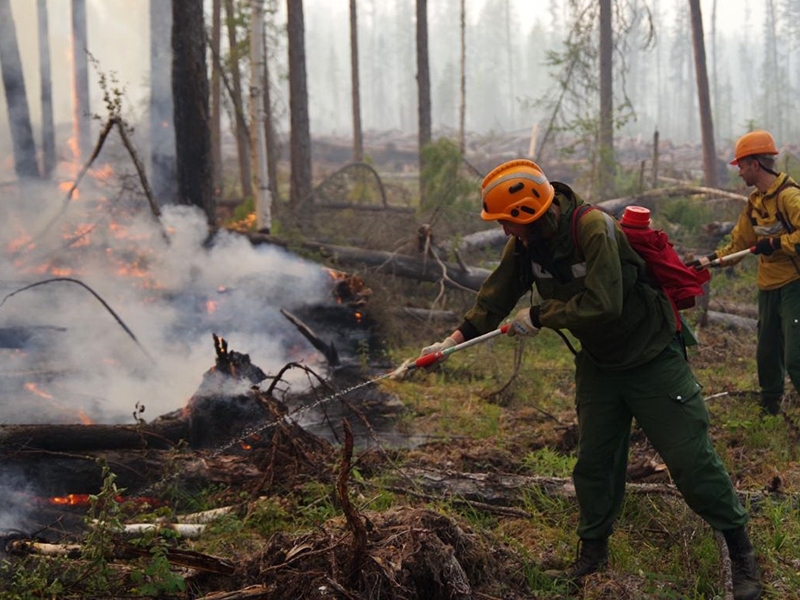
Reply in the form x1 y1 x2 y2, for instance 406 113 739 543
336 419 367 589
280 309 340 367
0 277 154 364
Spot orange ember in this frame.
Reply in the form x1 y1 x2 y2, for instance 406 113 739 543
50 493 90 506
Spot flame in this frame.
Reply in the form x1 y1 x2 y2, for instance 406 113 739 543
24 383 94 424
50 493 90 506
57 180 72 192
354 311 363 323
25 382 53 399
326 268 348 280
7 232 34 254
66 224 94 247
91 163 115 182
47 266 78 277
46 493 163 508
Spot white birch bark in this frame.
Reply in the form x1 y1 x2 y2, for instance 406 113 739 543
250 0 272 232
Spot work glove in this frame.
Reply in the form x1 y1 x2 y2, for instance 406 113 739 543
420 336 457 359
753 237 781 256
508 307 541 337
686 253 717 269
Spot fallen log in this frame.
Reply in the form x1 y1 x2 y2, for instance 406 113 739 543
704 310 757 331
707 301 758 320
597 185 747 216
195 585 272 600
391 467 773 509
245 233 491 292
0 422 189 452
6 539 236 575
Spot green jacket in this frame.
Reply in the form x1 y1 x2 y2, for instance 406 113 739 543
458 183 676 370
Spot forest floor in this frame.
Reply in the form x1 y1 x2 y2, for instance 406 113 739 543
4 170 800 599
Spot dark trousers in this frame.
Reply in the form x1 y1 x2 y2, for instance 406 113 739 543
757 278 800 404
573 337 748 540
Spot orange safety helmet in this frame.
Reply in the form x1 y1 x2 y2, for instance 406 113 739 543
730 130 778 165
480 159 555 224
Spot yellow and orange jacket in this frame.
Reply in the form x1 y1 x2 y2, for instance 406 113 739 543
716 172 800 290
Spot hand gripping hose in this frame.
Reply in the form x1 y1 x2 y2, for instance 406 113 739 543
708 246 755 267
394 324 511 376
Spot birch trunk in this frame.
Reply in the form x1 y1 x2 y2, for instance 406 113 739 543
250 0 272 232
223 0 253 198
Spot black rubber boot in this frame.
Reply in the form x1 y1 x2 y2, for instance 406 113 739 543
723 526 763 600
760 394 781 415
549 538 608 581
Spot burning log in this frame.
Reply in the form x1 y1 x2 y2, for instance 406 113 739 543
0 422 189 452
280 308 339 366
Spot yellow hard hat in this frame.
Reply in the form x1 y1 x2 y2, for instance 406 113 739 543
730 130 778 165
480 159 554 224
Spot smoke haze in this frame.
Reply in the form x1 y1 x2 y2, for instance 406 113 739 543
0 179 332 425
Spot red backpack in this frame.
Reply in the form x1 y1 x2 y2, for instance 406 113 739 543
570 204 710 330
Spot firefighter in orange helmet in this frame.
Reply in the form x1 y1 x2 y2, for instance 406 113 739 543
691 129 800 417
420 159 762 599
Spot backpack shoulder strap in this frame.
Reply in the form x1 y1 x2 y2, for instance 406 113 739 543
775 179 800 234
570 204 598 257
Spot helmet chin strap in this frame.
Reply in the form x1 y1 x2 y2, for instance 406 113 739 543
756 160 779 177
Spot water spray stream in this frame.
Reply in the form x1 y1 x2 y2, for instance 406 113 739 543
136 325 510 497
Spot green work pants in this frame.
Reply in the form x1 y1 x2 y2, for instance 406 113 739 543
757 279 800 405
573 337 748 540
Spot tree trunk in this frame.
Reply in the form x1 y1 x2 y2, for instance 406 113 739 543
149 0 177 204
223 0 253 199
598 0 614 199
172 0 214 224
764 0 781 138
503 0 514 124
416 0 431 203
261 10 280 210
36 0 55 178
250 0 272 232
458 0 466 155
349 0 363 162
287 0 313 206
71 0 91 163
688 0 718 188
0 0 40 179
210 0 223 199
710 0 718 136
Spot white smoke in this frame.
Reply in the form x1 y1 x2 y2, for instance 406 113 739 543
0 182 332 425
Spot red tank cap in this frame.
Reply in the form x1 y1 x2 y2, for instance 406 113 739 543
621 206 651 228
